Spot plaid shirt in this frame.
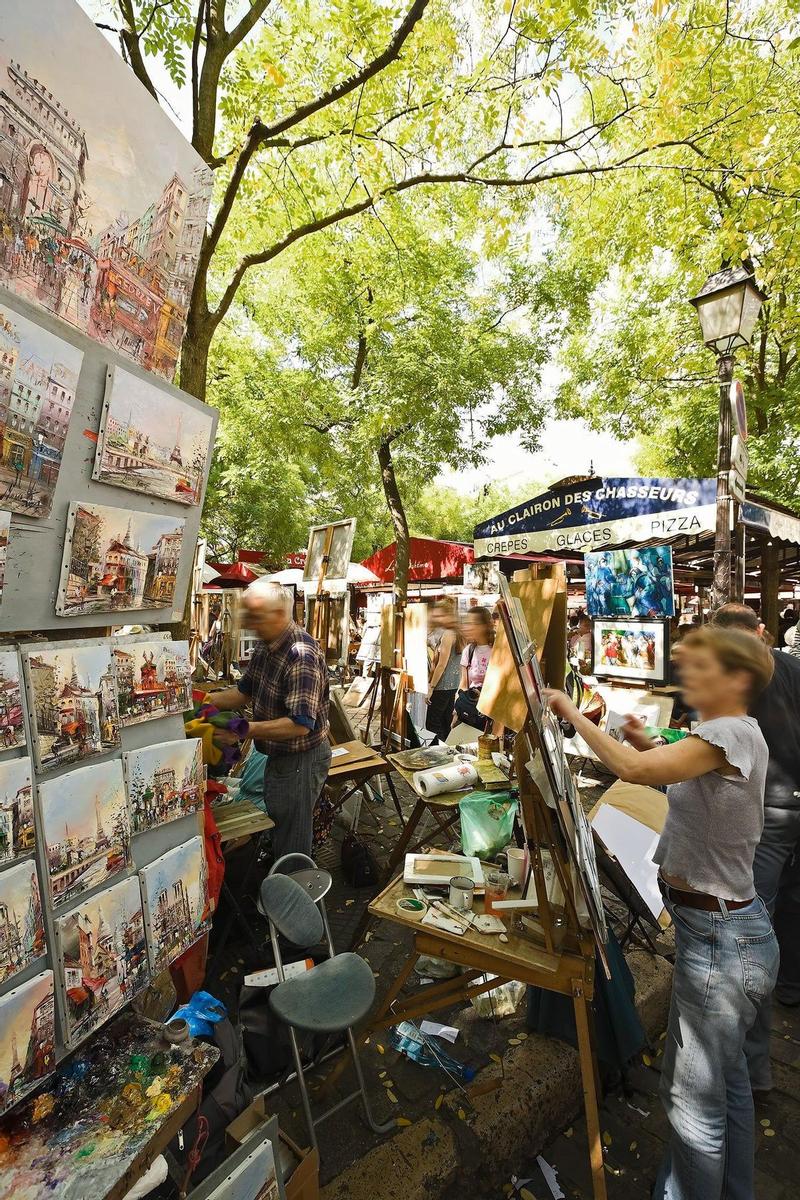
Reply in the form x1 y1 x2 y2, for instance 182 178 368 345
239 622 330 755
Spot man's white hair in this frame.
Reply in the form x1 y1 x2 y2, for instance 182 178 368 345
243 577 293 612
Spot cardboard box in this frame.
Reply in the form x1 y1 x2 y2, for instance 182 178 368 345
226 1096 319 1200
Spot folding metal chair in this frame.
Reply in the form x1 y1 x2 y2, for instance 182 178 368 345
259 862 393 1154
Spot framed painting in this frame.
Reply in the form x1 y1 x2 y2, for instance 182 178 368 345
23 642 120 774
38 759 130 909
93 366 214 507
139 837 211 974
0 757 34 867
585 546 675 619
0 301 83 518
0 858 45 985
56 503 186 616
124 738 204 834
113 639 192 727
0 0 213 381
591 618 669 686
55 875 149 1047
0 650 25 753
303 519 356 590
0 970 55 1115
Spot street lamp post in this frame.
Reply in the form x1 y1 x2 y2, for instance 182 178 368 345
689 263 766 609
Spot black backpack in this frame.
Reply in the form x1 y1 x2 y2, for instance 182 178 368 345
341 831 380 887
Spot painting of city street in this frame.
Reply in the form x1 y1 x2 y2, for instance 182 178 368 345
0 757 34 869
0 970 55 1115
57 502 186 616
125 739 204 834
0 0 213 381
38 759 130 909
140 837 210 973
0 303 83 517
0 650 26 752
56 876 148 1046
0 858 45 985
0 511 9 600
95 367 214 507
113 639 193 728
25 642 120 773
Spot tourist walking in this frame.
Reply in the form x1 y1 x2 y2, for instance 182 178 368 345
426 599 463 743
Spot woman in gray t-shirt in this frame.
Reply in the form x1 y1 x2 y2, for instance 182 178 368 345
547 625 778 1200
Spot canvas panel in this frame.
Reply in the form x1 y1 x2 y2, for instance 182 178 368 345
113 638 192 728
0 857 45 985
0 650 26 754
0 970 55 1114
22 641 120 773
124 738 204 834
139 836 211 974
0 756 34 866
478 578 562 732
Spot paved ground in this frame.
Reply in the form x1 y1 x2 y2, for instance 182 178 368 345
206 761 800 1199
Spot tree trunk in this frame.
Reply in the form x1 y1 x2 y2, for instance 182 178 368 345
178 310 214 401
377 437 410 608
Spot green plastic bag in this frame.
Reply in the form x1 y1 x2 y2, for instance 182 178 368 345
459 790 516 860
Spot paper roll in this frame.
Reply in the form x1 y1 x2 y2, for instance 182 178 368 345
412 762 479 797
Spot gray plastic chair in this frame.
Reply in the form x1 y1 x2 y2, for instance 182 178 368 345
259 865 393 1154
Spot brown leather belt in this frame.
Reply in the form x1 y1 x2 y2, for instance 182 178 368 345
659 878 754 912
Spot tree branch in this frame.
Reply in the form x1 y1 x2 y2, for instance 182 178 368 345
225 0 273 50
116 0 159 100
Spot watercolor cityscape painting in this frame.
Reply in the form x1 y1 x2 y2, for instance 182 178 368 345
125 738 204 834
25 642 120 773
95 367 213 507
0 0 212 381
113 639 193 727
0 302 83 518
38 759 130 909
140 837 210 973
0 970 55 1115
56 875 148 1045
58 502 185 615
0 757 34 866
0 858 45 985
0 650 26 752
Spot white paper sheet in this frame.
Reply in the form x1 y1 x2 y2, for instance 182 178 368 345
420 1020 459 1043
591 803 663 920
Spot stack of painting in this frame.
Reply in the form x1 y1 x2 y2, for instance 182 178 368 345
124 739 204 833
0 971 55 1115
139 837 211 973
24 643 120 773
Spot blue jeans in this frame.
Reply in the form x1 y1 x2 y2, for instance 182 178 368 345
654 893 778 1200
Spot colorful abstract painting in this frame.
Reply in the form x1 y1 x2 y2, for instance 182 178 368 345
38 759 130 909
124 738 204 834
55 875 148 1046
57 502 185 616
0 970 55 1115
95 367 214 506
24 642 120 773
0 651 25 753
0 303 83 517
0 0 213 381
140 837 210 973
0 858 45 985
0 757 34 866
113 639 192 727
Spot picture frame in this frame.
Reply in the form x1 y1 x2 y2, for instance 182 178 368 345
591 618 669 686
302 519 356 590
113 638 192 727
585 546 675 619
124 738 204 834
403 853 485 888
0 858 45 985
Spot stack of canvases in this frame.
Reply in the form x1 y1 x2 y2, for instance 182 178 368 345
0 639 213 1114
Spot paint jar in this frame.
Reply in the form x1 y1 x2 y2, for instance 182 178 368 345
483 869 510 915
163 1018 190 1045
449 875 475 912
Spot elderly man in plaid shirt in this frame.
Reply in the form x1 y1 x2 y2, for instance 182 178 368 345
213 579 331 859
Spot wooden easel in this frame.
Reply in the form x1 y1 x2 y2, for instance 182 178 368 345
310 524 335 649
378 602 413 753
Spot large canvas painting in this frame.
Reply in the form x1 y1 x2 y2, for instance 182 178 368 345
140 837 211 973
56 876 148 1046
0 858 45 985
94 366 214 506
0 650 26 752
24 643 120 773
585 546 675 619
125 738 204 834
591 618 669 686
38 759 130 909
57 502 185 615
0 970 55 1115
113 639 192 727
0 757 33 866
0 0 213 381
0 302 83 518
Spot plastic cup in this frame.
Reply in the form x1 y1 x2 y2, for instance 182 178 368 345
484 868 510 914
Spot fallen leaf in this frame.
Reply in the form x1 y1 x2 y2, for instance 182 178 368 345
760 1118 771 1128
387 1091 398 1104
764 1128 776 1138
518 1032 528 1040
383 1080 394 1089
642 1054 652 1066
564 1127 574 1138
490 1053 502 1064
629 1142 637 1152
376 1044 385 1055
435 1094 444 1110
396 1117 411 1127
379 1071 387 1079
520 1189 536 1200
457 1107 466 1120
508 1038 521 1046
345 899 355 906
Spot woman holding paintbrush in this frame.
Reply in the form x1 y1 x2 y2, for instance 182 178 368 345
545 624 777 1200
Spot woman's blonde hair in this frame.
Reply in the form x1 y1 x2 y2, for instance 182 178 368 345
682 625 774 699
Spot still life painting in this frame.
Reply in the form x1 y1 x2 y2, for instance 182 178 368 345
57 503 185 616
0 970 55 1115
56 875 149 1046
0 858 45 984
25 642 120 773
113 639 192 727
139 837 210 973
0 757 34 866
38 759 130 909
0 650 25 752
124 738 204 833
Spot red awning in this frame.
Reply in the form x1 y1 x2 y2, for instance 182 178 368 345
360 536 474 584
209 561 258 588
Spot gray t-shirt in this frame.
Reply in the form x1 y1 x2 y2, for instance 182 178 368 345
653 716 768 900
429 628 461 691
